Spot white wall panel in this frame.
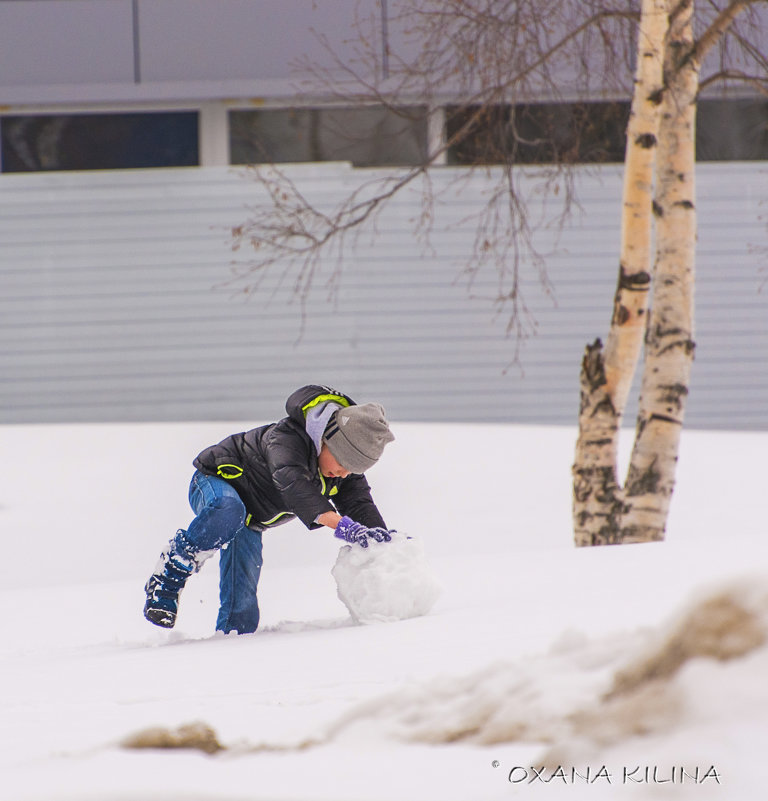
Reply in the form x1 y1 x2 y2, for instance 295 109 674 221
1 162 766 429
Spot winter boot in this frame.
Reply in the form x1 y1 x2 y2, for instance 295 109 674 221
143 531 199 629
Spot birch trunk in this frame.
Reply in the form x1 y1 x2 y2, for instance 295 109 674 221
573 0 700 546
623 0 699 541
572 0 667 546
603 0 668 418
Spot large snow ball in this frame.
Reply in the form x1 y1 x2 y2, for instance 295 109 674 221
332 532 442 624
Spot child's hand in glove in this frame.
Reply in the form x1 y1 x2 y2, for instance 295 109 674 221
366 527 392 543
333 516 372 548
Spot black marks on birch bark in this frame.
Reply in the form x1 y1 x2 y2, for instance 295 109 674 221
626 456 662 497
635 132 657 149
619 267 652 291
613 267 651 326
658 382 689 415
582 339 607 392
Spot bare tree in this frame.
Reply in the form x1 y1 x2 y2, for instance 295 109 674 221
230 0 768 544
574 0 763 545
232 1 641 338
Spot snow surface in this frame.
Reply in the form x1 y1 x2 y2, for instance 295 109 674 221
2 420 768 800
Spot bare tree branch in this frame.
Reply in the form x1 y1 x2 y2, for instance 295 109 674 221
699 68 768 92
690 0 759 66
231 0 766 347
232 2 642 344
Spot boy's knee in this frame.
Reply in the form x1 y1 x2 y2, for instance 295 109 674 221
187 494 248 552
209 494 247 526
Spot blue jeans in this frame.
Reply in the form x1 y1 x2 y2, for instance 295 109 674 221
186 471 263 635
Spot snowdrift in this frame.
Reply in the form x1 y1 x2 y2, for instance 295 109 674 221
4 422 768 800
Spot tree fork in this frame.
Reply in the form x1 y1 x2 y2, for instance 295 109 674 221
573 0 667 547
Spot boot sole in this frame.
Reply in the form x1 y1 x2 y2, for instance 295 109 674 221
144 606 176 628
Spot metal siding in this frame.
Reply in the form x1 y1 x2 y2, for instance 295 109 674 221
137 0 370 83
0 0 135 87
0 1 765 106
1 163 766 428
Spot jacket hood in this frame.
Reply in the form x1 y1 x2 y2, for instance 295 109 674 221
284 385 356 453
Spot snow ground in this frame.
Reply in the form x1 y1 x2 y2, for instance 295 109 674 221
1 421 767 800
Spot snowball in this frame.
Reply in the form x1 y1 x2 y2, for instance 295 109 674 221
331 532 442 624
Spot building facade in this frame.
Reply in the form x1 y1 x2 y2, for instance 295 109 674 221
2 161 766 428
1 1 766 427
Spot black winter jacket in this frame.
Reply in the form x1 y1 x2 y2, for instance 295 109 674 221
193 385 387 532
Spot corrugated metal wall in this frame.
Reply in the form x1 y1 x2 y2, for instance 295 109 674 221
1 162 766 428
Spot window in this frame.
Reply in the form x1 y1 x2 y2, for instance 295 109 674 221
2 98 762 173
446 98 768 166
0 111 199 172
446 102 630 166
230 106 428 167
697 99 768 161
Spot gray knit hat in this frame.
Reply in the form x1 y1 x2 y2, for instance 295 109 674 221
323 403 395 474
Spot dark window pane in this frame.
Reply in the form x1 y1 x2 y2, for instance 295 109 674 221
230 106 428 167
697 99 768 161
446 102 630 166
446 98 768 166
1 112 199 172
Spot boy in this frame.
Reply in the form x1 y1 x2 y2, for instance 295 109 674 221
143 385 395 634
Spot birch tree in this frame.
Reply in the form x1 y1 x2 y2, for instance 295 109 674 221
573 0 757 545
230 0 768 546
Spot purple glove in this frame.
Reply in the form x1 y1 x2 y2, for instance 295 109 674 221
366 527 392 543
334 516 370 549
